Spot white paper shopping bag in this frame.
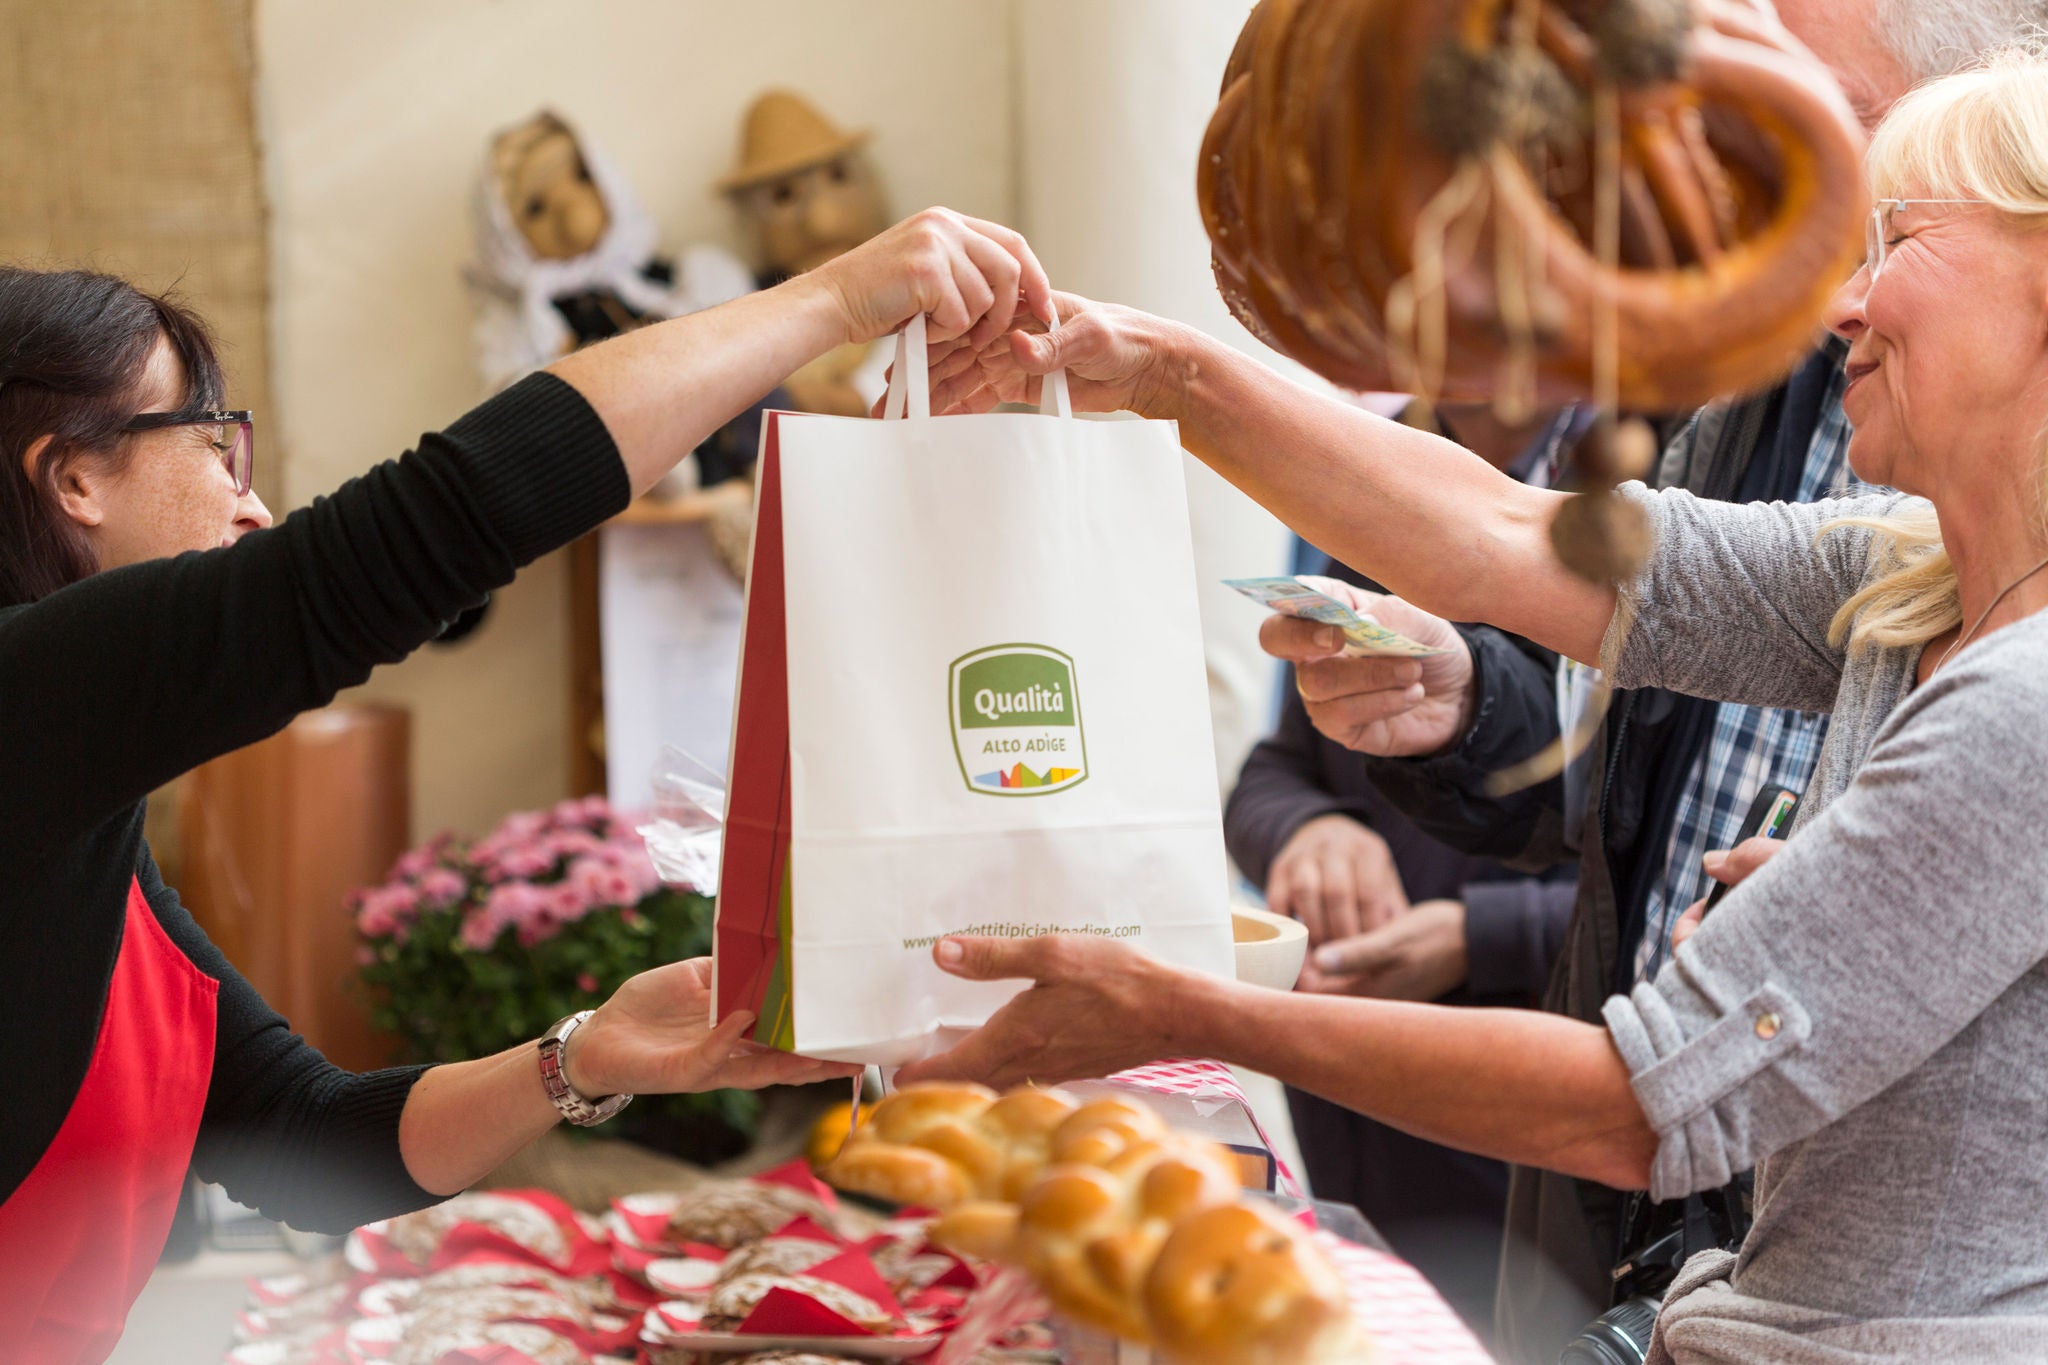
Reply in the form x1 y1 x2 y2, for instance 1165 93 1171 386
715 314 1232 1064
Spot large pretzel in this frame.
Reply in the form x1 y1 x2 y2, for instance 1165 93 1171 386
1199 0 1867 414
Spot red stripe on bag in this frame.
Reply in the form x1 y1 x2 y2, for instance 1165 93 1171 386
716 414 795 1031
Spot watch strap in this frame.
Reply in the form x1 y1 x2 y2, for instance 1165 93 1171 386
538 1010 633 1127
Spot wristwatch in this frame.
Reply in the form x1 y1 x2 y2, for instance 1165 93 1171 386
537 1010 633 1127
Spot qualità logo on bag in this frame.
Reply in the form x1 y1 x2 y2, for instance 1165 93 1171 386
949 643 1088 796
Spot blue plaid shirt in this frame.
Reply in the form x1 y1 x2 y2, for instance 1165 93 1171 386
1629 363 1862 984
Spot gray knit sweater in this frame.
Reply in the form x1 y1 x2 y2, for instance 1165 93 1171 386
1596 484 2048 1364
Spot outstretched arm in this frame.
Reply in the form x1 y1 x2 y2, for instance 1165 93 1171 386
396 959 858 1198
893 934 1654 1192
557 209 1050 498
930 295 1616 665
0 210 1049 851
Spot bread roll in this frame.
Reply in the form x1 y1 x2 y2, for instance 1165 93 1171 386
1049 1096 1167 1167
822 1083 1082 1210
1145 1202 1361 1365
917 1087 1366 1364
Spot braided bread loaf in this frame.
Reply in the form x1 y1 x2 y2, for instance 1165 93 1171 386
1199 0 1867 413
823 1082 1088 1209
829 1084 1361 1363
937 1132 1358 1363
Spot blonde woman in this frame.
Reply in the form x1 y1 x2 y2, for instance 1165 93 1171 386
902 53 2048 1362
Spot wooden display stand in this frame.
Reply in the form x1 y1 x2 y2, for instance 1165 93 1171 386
178 704 410 1072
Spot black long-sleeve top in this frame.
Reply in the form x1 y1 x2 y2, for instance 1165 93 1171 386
1 373 627 1230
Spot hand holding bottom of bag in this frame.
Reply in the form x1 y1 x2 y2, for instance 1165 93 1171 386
893 936 1198 1090
567 957 862 1098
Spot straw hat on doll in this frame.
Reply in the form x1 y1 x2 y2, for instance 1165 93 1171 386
719 91 870 193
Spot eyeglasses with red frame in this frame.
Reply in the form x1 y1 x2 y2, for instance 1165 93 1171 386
122 409 255 496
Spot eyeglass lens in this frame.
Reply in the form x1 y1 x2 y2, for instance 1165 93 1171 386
210 422 252 495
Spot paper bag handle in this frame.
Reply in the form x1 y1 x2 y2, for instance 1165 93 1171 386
880 304 1073 421
882 312 930 421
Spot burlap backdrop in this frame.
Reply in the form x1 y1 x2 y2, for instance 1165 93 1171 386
1 0 274 880
0 0 276 508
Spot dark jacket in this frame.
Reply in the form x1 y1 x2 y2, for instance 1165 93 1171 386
1361 347 1843 1361
1227 571 1579 999
1225 555 1577 1341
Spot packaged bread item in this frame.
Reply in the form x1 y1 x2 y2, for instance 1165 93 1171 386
701 1270 898 1334
613 1171 843 1253
358 1189 606 1277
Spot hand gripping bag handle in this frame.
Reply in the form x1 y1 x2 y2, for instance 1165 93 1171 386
881 303 1072 420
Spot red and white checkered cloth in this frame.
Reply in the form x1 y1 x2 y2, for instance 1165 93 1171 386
1321 1234 1495 1363
1108 1058 1305 1199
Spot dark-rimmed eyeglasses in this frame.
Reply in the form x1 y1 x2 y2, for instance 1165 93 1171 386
123 409 255 496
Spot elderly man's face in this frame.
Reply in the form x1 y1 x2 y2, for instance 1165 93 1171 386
1770 0 1912 132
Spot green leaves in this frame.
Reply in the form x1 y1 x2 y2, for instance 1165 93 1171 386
357 882 756 1159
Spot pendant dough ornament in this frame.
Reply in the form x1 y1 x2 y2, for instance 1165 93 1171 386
1198 0 1869 416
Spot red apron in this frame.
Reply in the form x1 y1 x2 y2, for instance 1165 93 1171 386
0 875 218 1364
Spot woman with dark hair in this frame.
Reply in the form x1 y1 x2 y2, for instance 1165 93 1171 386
0 208 1049 1363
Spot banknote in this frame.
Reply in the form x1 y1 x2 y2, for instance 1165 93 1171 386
1225 576 1447 658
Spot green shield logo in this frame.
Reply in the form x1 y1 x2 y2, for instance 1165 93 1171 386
949 644 1087 796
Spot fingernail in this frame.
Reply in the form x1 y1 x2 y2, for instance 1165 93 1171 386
1702 850 1726 872
1315 627 1339 651
1314 946 1345 971
1397 663 1423 684
936 939 964 966
1405 684 1425 703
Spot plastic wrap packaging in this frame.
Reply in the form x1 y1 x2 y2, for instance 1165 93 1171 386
635 747 727 892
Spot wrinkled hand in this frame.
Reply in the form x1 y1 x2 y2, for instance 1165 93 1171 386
1267 814 1409 945
565 958 860 1098
907 290 1200 420
1298 899 1469 1002
811 208 1053 351
1264 579 1476 757
893 936 1189 1090
1670 836 1788 950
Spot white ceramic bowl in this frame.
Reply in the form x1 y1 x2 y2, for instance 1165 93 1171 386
1231 906 1308 991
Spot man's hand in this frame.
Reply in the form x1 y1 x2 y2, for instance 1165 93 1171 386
1298 899 1469 1002
893 935 1193 1089
568 958 861 1097
1264 580 1477 757
1670 836 1788 950
1266 814 1409 945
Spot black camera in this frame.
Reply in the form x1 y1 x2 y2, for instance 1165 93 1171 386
1558 1295 1660 1365
1556 1176 1750 1364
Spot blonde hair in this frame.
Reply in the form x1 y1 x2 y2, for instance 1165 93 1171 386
1826 45 2048 653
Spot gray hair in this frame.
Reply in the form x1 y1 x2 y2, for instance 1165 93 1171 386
1875 0 2048 80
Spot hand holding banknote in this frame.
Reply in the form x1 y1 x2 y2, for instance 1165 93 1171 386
1262 578 1476 757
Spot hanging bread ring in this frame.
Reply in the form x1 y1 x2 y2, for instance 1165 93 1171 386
1199 0 1868 414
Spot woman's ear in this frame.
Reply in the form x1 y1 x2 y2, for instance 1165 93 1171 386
23 435 107 529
